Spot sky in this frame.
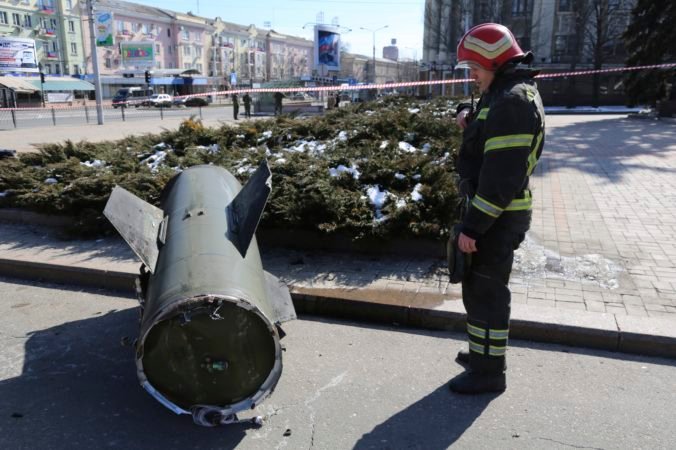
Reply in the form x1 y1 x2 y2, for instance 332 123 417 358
131 0 426 60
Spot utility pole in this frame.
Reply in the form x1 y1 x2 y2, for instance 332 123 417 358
86 0 104 124
360 25 388 84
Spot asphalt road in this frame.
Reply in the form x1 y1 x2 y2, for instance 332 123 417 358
0 105 231 131
0 277 674 450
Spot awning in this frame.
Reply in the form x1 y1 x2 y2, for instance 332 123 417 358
26 77 95 91
0 76 39 93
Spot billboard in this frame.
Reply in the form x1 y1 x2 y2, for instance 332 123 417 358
0 37 39 73
314 25 340 72
120 41 154 68
95 12 114 47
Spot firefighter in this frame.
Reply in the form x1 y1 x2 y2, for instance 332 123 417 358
449 23 545 394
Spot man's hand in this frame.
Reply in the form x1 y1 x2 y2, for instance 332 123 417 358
458 232 477 253
456 108 470 129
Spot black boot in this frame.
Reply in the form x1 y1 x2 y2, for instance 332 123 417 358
448 370 506 394
456 349 470 365
456 349 506 369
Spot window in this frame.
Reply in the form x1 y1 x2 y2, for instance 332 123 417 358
12 13 20 26
70 43 77 55
512 0 528 16
182 29 189 40
142 23 149 34
55 64 60 74
23 15 32 28
66 0 73 9
183 46 191 56
167 28 171 37
40 17 48 28
557 15 574 34
42 42 49 53
155 43 160 54
558 0 572 12
168 45 172 54
0 12 7 25
195 47 202 57
196 63 202 73
52 41 58 52
194 31 201 41
50 18 57 28
105 58 112 68
68 20 75 32
73 64 79 75
135 23 142 33
45 64 51 74
116 20 125 33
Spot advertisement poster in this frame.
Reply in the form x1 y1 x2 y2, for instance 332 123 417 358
0 37 39 73
95 12 114 47
314 25 340 71
120 42 154 67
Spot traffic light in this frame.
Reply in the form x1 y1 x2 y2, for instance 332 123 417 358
144 70 151 83
40 72 45 84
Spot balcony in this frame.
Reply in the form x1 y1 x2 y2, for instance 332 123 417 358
46 51 58 59
38 4 56 15
36 28 57 37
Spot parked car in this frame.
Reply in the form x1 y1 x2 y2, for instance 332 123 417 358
112 87 154 108
146 94 172 107
174 96 209 107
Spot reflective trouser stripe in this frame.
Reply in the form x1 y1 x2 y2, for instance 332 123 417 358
468 322 509 357
489 345 506 356
467 323 486 339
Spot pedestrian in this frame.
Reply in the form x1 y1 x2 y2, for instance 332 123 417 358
242 93 252 118
273 91 285 115
232 93 239 120
334 93 340 108
448 23 545 394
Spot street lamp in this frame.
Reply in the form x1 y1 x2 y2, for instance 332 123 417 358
360 25 388 84
85 0 104 124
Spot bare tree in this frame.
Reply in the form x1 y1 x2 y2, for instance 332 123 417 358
585 0 629 106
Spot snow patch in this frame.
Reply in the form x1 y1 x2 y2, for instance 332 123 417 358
329 164 361 179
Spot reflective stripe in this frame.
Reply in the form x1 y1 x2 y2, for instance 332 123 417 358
484 134 534 153
489 328 509 340
463 34 514 60
505 190 531 211
489 345 506 356
467 323 486 339
527 131 543 176
477 108 489 120
471 194 503 218
526 89 536 101
469 341 485 354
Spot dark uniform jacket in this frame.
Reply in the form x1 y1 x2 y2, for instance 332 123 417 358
457 68 545 240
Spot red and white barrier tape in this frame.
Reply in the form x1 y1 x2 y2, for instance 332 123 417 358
1 62 673 111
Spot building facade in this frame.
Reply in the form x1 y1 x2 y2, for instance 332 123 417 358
422 0 636 104
0 0 87 76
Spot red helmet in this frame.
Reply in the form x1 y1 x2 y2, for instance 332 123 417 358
456 23 525 71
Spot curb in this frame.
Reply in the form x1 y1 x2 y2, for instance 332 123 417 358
1 257 675 359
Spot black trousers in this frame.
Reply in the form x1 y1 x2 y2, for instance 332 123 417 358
462 213 529 373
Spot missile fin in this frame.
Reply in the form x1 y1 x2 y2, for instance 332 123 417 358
103 186 164 273
227 160 272 258
264 271 296 324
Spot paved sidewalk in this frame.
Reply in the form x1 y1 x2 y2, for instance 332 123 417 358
1 114 675 358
